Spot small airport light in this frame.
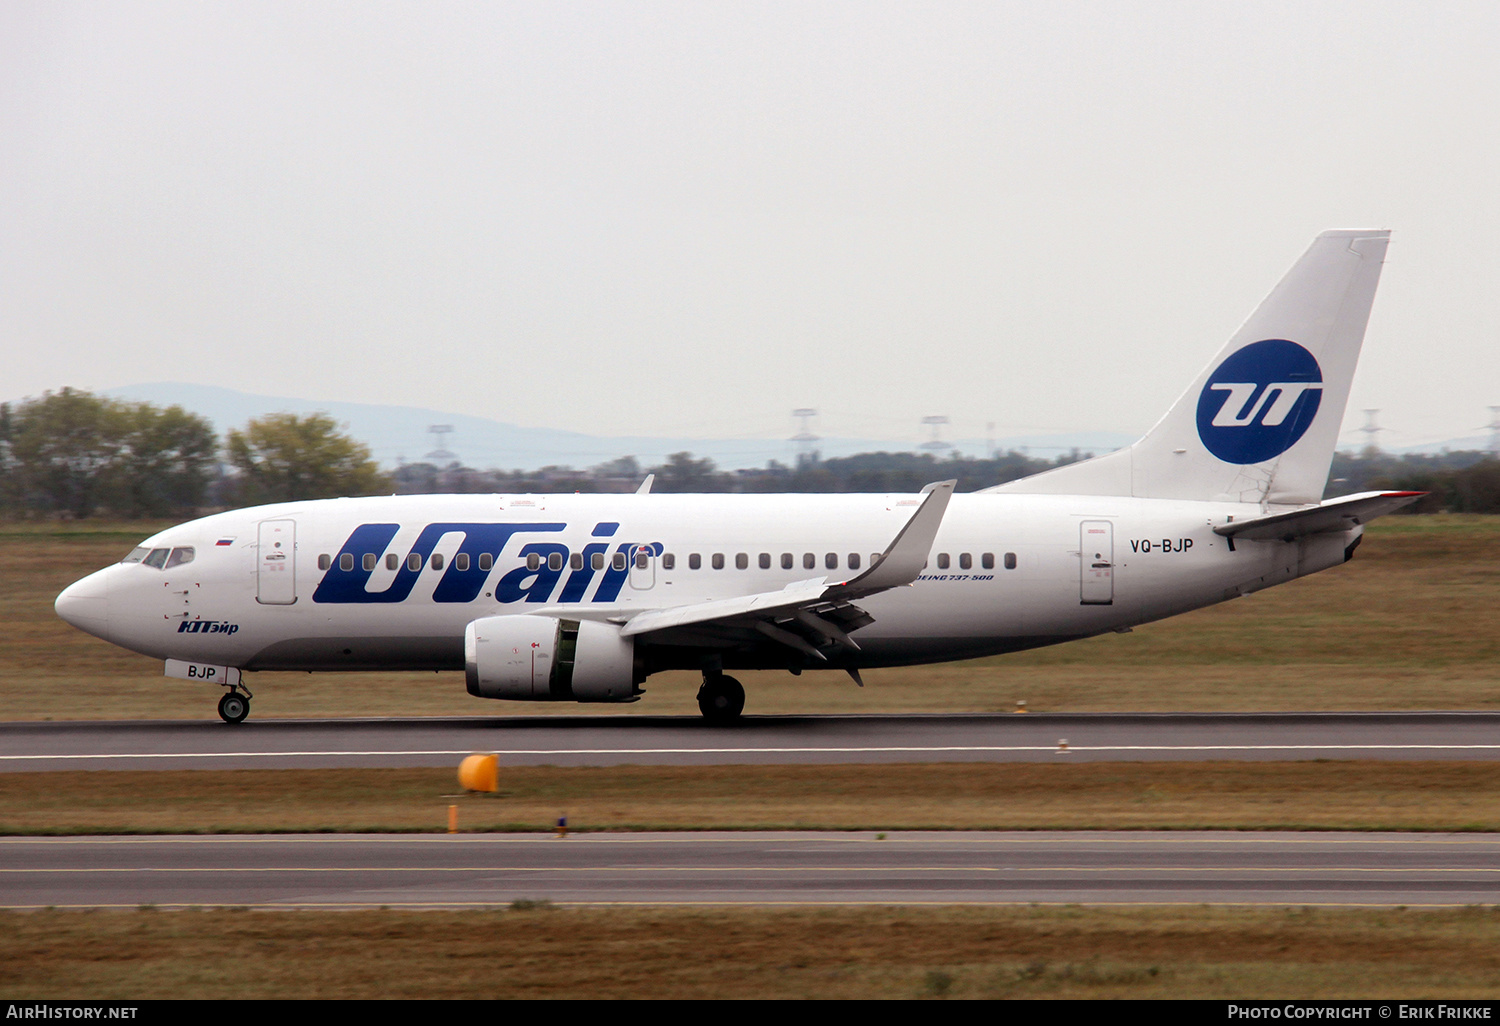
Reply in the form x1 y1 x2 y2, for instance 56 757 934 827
448 805 458 834
1057 738 1069 753
1015 700 1028 713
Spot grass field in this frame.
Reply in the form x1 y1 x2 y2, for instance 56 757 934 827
7 514 1500 719
9 904 1500 999
4 762 1500 834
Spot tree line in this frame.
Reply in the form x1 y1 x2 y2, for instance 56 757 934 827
0 389 386 517
7 388 1500 517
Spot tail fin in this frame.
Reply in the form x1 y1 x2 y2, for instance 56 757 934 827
990 230 1390 504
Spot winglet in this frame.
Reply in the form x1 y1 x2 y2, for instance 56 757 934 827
832 480 955 597
635 474 655 495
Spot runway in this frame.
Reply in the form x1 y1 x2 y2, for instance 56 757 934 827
4 711 1500 771
4 831 1498 908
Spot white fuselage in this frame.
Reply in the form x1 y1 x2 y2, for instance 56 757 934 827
55 490 1354 678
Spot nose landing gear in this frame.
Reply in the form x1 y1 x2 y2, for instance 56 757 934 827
217 684 253 724
697 672 745 723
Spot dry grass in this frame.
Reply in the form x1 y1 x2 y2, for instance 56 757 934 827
4 761 1500 834
7 904 1500 999
7 514 1500 720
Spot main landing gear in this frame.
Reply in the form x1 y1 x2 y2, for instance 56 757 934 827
697 672 745 724
217 684 253 725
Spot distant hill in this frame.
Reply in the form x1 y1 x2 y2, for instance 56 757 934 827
89 383 1136 473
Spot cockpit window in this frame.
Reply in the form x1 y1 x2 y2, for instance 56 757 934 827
125 545 195 570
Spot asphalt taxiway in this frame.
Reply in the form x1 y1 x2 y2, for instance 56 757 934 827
5 831 1498 908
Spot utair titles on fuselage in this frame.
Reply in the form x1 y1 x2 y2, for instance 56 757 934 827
56 231 1421 724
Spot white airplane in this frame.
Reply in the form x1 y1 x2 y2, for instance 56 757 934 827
56 230 1420 724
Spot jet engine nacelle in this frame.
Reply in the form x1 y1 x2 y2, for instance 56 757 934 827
464 614 639 702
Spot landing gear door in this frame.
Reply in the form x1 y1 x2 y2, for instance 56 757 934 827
257 519 297 605
1080 520 1114 605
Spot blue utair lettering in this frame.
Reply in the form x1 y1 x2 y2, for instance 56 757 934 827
313 523 565 604
178 620 240 634
1195 338 1323 464
312 523 666 605
495 542 570 603
556 541 612 602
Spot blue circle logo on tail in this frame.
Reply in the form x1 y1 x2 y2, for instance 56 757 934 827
1195 339 1323 464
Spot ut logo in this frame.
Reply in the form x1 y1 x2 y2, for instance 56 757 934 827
1206 380 1324 428
1196 339 1323 464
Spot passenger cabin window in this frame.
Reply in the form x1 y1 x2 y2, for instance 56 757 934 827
362 553 377 572
479 553 494 572
527 553 541 571
386 553 399 571
318 554 331 571
432 553 445 571
591 552 605 571
340 553 355 572
712 553 725 570
982 553 995 570
456 553 471 572
781 553 793 569
409 553 423 572
549 552 564 572
825 553 837 570
570 553 584 571
959 553 972 570
803 553 815 570
662 553 675 570
635 550 649 570
689 553 701 570
612 552 627 571
759 553 771 569
736 553 748 570
937 553 950 570
1005 552 1018 570
848 553 861 570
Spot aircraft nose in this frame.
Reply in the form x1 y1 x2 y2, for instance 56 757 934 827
56 570 111 641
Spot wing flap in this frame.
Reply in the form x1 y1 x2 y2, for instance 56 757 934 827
618 576 829 638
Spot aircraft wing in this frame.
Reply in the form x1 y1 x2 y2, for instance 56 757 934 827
1213 490 1425 542
609 480 957 661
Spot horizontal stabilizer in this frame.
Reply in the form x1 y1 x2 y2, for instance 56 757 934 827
1214 491 1425 542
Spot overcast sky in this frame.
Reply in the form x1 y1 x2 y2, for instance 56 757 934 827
4 1 1498 450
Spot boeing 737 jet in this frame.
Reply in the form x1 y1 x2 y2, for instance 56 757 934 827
56 230 1419 723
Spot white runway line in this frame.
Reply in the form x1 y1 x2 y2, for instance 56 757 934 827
7 743 1500 762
